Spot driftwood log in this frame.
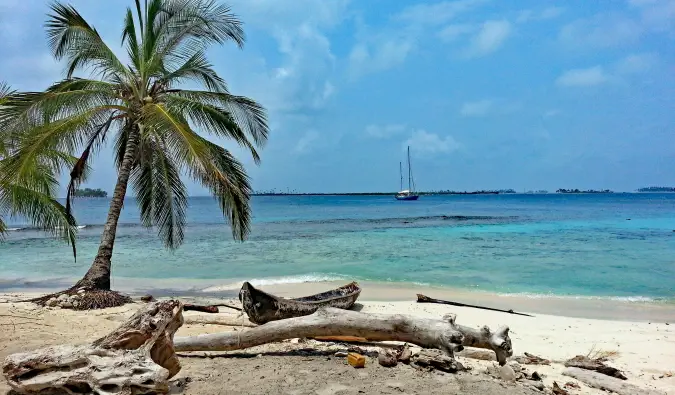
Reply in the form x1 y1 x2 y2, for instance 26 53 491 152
563 367 666 395
175 307 513 365
3 300 183 394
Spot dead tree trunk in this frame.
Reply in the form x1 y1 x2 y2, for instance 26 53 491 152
174 308 513 365
3 300 183 395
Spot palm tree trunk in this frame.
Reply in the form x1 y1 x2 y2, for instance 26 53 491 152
74 134 137 290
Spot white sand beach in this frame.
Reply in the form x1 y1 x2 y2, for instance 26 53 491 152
0 283 673 394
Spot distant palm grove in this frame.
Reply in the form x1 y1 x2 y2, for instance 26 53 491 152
73 188 107 198
637 187 675 192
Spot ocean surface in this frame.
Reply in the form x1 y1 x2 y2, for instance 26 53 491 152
1 194 674 301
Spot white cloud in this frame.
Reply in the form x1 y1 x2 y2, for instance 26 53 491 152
365 124 406 139
614 53 658 75
465 20 511 57
437 24 474 42
460 100 493 116
517 7 565 23
559 14 643 49
557 54 658 88
349 0 488 77
460 99 521 116
628 0 675 33
394 0 489 26
294 130 319 154
544 109 561 118
556 66 610 87
404 130 462 155
348 39 416 78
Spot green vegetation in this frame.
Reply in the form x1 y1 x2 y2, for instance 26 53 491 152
556 189 613 194
0 0 268 308
637 186 675 192
73 188 107 198
0 82 78 246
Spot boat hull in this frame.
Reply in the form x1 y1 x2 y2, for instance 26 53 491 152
395 195 419 201
239 281 362 324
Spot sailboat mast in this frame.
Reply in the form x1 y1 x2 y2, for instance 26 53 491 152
399 161 403 191
407 146 412 191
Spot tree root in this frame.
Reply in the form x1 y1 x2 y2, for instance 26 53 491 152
23 287 132 310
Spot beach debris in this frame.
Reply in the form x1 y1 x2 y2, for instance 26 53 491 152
173 308 513 367
398 343 412 364
514 352 551 365
564 355 627 380
141 294 155 302
563 367 666 395
239 281 361 324
334 351 349 357
530 371 542 381
564 381 580 389
551 381 569 395
3 300 184 394
412 349 465 373
348 352 366 368
415 294 534 317
499 364 517 382
184 303 219 313
378 348 398 367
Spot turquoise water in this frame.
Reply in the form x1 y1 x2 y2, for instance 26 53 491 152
1 194 674 300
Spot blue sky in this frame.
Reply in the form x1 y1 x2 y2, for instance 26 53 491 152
1 0 674 194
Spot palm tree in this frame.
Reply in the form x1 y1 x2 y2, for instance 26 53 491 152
0 82 78 250
0 0 268 309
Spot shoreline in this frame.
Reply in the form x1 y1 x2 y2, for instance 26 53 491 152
2 275 673 322
0 293 673 394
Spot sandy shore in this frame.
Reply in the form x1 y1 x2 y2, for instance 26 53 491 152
0 284 673 394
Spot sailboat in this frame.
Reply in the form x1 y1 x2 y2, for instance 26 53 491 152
396 146 419 201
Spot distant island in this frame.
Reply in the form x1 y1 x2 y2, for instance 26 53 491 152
74 188 108 198
556 189 613 194
637 186 675 192
252 190 506 196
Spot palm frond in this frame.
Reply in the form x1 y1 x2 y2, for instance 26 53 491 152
131 134 188 248
145 0 244 76
143 102 251 240
47 2 129 81
0 165 79 255
159 51 227 92
164 93 260 163
166 90 268 147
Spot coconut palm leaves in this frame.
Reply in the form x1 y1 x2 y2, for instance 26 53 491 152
0 0 268 255
0 83 79 250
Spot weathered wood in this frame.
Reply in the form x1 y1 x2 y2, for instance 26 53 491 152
563 367 666 395
183 316 257 327
514 352 551 365
416 294 534 317
412 349 464 373
3 301 183 394
183 304 219 313
564 355 627 380
378 349 398 367
174 308 513 366
240 281 361 324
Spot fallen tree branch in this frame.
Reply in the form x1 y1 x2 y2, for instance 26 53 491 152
183 304 219 313
563 367 665 395
3 300 184 394
174 308 513 365
416 294 534 317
